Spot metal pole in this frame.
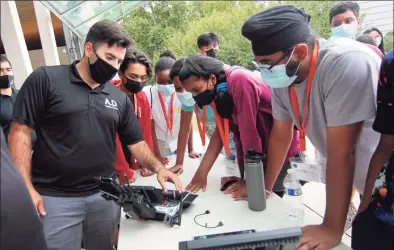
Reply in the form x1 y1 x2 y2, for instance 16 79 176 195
62 23 76 64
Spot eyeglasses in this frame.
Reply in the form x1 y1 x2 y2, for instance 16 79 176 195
252 47 294 72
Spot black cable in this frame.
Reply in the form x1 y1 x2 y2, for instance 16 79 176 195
193 210 223 229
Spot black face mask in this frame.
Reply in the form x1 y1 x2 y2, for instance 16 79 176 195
124 78 145 93
0 75 14 89
193 87 216 108
206 49 218 58
215 91 234 119
88 53 118 84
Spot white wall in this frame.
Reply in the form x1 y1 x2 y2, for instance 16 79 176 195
2 46 70 87
358 1 394 35
29 46 69 70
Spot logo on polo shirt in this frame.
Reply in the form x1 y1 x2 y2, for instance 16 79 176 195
105 98 118 110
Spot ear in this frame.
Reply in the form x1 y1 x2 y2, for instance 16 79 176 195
84 42 94 58
210 74 217 86
118 70 126 83
293 44 309 62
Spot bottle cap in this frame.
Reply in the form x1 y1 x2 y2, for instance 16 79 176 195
245 148 265 163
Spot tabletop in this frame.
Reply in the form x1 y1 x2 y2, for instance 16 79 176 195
117 154 352 250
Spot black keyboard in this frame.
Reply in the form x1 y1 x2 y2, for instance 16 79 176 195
179 227 302 250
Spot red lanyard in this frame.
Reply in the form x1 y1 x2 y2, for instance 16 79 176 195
210 102 230 155
158 92 174 136
289 42 319 152
194 105 207 146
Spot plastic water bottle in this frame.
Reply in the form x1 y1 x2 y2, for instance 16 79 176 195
283 169 304 220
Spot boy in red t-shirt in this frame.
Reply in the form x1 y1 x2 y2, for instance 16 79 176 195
111 49 155 182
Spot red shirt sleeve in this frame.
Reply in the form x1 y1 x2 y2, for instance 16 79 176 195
114 133 134 181
130 92 154 170
227 69 264 156
138 92 154 151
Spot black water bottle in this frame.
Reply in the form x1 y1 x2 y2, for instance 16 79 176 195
245 149 266 211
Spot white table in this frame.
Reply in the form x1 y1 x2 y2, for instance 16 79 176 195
118 154 351 250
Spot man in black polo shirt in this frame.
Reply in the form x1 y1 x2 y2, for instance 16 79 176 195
0 55 37 146
8 20 182 250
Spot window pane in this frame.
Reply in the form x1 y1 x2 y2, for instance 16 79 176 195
62 1 120 28
74 4 123 37
46 1 83 15
122 1 144 13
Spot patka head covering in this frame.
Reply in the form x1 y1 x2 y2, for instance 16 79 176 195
242 5 311 56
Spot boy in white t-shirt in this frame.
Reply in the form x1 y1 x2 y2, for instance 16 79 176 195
144 51 194 164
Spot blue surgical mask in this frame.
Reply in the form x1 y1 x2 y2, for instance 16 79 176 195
375 36 382 46
331 23 358 38
176 91 196 107
259 48 300 89
157 84 175 96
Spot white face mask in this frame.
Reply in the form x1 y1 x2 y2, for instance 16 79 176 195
331 23 358 39
375 36 382 46
157 84 175 96
259 48 301 89
176 91 196 107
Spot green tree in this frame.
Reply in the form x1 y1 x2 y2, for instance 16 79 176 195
282 1 341 38
166 1 266 68
384 32 393 52
122 1 204 61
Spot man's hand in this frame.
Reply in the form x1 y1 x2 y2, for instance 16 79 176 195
156 167 183 192
168 164 183 175
188 150 201 159
296 224 342 250
224 180 248 200
29 188 46 216
141 167 154 177
186 169 208 193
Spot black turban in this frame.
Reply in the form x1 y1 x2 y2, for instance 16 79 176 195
242 5 311 56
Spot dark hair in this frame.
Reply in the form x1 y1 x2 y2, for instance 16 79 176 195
329 2 360 24
170 58 185 80
197 32 220 49
155 51 176 74
0 55 12 68
119 49 152 79
85 19 131 50
363 27 385 54
179 55 225 83
159 50 177 61
356 34 376 46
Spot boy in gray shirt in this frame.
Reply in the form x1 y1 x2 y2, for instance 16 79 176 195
242 5 381 250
